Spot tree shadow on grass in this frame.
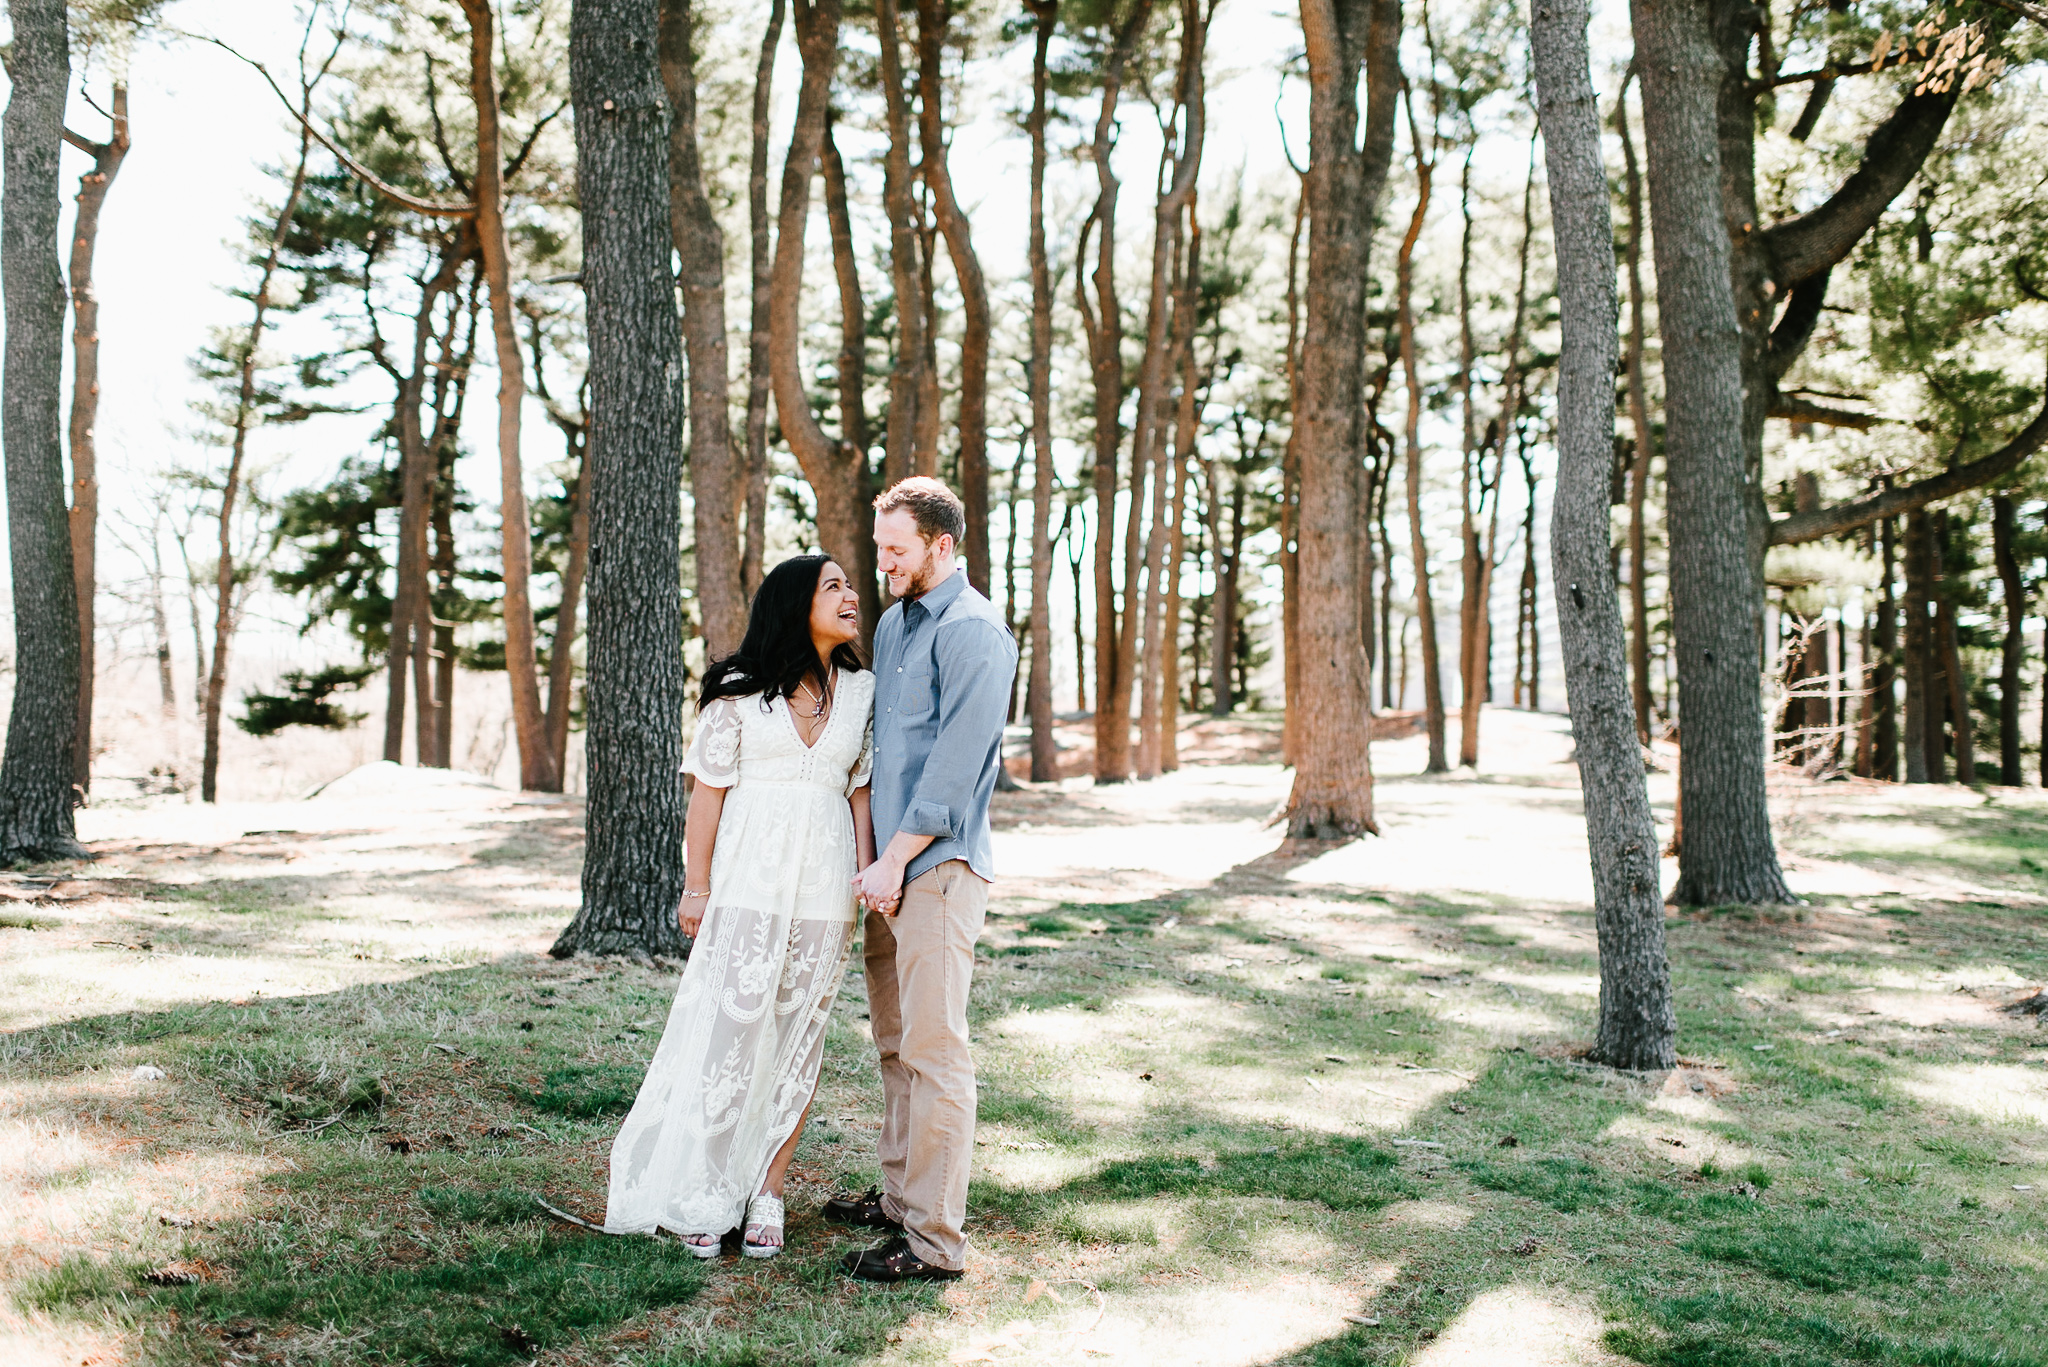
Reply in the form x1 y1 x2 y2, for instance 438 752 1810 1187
0 958 957 1367
952 856 2048 1367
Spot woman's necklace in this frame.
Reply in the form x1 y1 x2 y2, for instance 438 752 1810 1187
794 670 834 719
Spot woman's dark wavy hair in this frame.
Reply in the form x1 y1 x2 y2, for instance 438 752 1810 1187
698 554 866 711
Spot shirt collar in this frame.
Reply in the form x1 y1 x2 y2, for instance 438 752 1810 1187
904 564 966 620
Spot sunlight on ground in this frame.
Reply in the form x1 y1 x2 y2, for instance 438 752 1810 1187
7 715 2048 1366
929 1275 1361 1366
1603 1115 1757 1171
1897 1062 2048 1127
1409 1285 1627 1366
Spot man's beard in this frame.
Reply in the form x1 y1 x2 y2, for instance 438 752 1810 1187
896 545 943 599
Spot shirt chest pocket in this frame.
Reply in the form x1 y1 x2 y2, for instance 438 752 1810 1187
897 665 937 720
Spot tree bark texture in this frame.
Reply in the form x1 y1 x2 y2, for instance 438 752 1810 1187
427 273 485 768
915 0 991 595
1615 75 1654 742
875 0 928 494
1870 515 1898 781
767 0 874 594
1532 0 1675 1068
1633 0 1791 903
1285 0 1399 836
742 0 786 598
374 234 471 769
1993 494 2024 785
820 115 884 636
821 116 868 460
554 0 689 958
660 0 747 658
1133 0 1206 781
1026 0 1060 782
204 111 321 803
463 0 558 792
1079 0 1154 784
1902 506 1934 783
0 0 85 857
1397 115 1448 774
1456 152 1481 768
62 85 129 798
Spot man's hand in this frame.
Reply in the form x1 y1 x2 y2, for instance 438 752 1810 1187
852 857 906 917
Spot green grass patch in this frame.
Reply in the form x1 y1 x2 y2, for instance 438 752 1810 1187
160 1230 702 1367
1075 1136 1410 1211
516 1064 645 1119
1459 1154 1613 1212
1681 1211 1943 1292
418 1186 543 1226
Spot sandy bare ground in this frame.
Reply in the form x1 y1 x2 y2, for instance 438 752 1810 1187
4 706 2046 1366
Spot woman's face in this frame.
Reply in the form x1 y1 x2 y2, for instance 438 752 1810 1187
810 561 860 650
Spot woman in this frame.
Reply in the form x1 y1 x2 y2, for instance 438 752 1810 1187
604 556 877 1258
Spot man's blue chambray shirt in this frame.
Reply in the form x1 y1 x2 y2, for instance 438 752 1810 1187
870 565 1018 885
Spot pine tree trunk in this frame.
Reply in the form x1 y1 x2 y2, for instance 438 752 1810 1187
660 0 748 658
819 116 884 636
1286 0 1399 836
1079 0 1153 784
1532 0 1674 1068
1025 0 1061 783
875 0 927 494
547 443 589 780
1456 151 1482 768
204 113 319 803
1935 512 1973 786
767 0 870 581
1133 0 1207 781
1633 0 1790 902
1206 456 1231 717
0 0 84 857
1397 140 1448 774
1993 494 2024 786
378 237 469 768
62 85 129 799
1902 506 1936 783
821 117 868 462
1615 77 1654 742
1869 516 1899 779
553 0 689 959
741 0 785 599
915 0 991 594
462 0 556 792
1280 184 1304 757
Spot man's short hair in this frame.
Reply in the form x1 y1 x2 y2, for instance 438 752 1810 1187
873 477 966 547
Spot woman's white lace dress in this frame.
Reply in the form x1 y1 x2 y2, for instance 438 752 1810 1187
604 672 874 1237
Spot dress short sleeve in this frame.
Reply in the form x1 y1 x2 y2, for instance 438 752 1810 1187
849 711 874 794
682 696 744 787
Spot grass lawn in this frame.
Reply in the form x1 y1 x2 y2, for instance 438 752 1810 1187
4 749 2047 1365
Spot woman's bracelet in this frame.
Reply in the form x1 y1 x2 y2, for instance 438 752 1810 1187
681 889 711 901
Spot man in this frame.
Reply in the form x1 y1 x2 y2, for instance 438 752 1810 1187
829 477 1016 1283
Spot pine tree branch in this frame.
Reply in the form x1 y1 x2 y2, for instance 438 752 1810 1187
1768 387 2048 545
186 30 477 220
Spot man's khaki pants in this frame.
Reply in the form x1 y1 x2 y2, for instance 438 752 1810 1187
863 858 989 1271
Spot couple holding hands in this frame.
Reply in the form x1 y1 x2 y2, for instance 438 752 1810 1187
602 477 1016 1284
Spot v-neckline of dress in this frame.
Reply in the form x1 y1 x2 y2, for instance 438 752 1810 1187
781 675 836 753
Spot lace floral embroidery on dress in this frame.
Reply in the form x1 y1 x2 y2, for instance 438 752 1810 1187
604 674 875 1239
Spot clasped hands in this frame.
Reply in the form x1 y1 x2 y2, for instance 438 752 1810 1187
851 856 906 918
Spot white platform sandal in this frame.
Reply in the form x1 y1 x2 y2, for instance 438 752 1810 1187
681 1232 722 1260
742 1192 785 1259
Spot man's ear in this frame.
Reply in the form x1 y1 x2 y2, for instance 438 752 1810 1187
935 533 956 561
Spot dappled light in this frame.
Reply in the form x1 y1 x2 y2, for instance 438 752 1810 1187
5 713 2047 1364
